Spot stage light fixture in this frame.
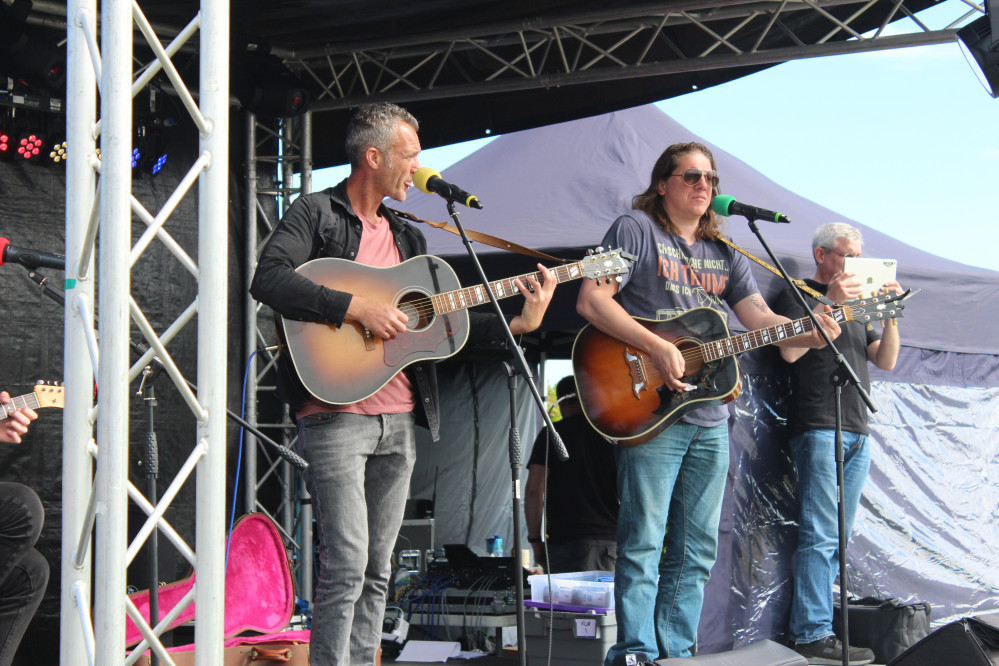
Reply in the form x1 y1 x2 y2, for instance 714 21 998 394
0 2 67 92
139 133 168 176
144 151 167 176
231 38 310 118
48 137 67 165
0 130 12 160
957 12 999 98
16 131 44 162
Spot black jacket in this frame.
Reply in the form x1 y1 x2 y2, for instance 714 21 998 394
249 180 508 440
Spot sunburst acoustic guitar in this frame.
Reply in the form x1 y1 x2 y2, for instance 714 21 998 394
280 248 635 405
572 291 910 447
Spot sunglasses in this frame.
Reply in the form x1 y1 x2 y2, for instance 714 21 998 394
669 168 720 187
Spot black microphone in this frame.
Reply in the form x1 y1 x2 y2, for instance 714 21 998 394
711 195 790 224
413 167 483 209
0 236 66 270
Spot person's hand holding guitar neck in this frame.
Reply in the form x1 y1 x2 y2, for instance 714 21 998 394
1 390 39 444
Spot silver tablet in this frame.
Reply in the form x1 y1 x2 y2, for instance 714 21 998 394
842 257 897 296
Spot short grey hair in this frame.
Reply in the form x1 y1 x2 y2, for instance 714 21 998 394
344 103 419 169
812 222 863 255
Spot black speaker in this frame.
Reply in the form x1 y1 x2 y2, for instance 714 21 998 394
888 612 999 666
655 640 806 665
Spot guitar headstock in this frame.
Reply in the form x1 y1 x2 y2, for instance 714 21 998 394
841 289 914 324
579 247 636 283
32 381 65 409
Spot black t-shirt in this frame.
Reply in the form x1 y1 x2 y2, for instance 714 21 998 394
774 280 881 438
527 413 618 543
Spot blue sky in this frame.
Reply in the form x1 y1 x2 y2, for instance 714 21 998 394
313 1 997 273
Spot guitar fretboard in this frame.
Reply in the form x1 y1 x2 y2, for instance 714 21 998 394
701 307 853 362
1 393 41 419
429 262 583 315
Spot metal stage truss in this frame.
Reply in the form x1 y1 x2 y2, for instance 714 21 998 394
61 0 229 664
287 0 979 111
243 111 315 608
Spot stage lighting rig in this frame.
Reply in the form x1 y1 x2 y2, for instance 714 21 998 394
958 8 999 98
0 0 66 93
231 37 310 118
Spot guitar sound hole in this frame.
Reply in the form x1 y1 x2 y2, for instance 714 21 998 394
398 295 431 331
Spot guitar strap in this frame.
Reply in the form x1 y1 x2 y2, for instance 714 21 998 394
716 236 836 307
388 208 568 263
388 209 833 305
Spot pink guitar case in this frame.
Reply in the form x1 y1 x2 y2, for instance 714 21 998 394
125 513 295 647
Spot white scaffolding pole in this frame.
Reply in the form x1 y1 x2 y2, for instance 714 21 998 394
63 0 97 664
243 112 260 517
93 0 133 662
193 0 229 661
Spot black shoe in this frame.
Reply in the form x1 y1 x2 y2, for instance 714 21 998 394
792 636 874 665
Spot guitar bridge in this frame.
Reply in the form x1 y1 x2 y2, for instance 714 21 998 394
624 347 647 399
362 327 376 351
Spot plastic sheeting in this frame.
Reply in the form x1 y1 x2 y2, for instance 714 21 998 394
698 356 999 654
407 344 999 655
410 355 540 555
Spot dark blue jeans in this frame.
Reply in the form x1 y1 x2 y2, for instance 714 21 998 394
0 482 49 666
296 412 416 666
605 422 729 664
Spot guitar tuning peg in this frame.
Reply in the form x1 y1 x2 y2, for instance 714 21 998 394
615 275 624 283
596 246 605 253
586 248 594 255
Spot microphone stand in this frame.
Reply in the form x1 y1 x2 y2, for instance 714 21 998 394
440 200 568 666
137 366 161 666
502 362 528 665
24 267 308 472
735 219 876 666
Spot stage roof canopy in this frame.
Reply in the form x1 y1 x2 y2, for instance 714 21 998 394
17 0 965 168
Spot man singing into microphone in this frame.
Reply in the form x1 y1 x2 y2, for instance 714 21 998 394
775 223 901 666
576 141 841 664
249 103 555 665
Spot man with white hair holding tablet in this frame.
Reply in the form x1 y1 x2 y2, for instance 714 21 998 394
776 222 902 666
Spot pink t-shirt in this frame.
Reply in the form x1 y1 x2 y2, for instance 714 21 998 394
297 210 416 419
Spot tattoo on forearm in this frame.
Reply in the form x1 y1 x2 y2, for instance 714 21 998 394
750 294 768 313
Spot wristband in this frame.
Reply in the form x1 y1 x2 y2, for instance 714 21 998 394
527 535 542 543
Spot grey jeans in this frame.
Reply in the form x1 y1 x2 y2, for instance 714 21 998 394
297 411 416 666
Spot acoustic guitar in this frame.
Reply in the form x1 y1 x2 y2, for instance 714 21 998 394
572 291 909 446
281 248 635 405
1 382 64 417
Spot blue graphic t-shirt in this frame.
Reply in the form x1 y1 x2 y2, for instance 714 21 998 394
600 210 760 426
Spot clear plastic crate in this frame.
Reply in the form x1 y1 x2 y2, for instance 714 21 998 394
527 570 615 610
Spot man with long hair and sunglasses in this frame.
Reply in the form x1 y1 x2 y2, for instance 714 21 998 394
577 141 841 664
775 223 901 665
